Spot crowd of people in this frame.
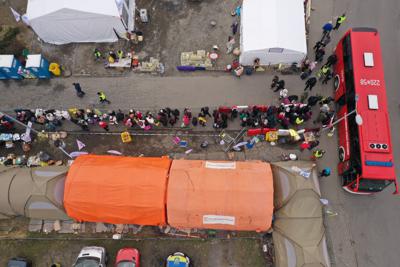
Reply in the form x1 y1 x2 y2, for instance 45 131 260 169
0 13 348 166
8 45 339 136
0 114 14 132
8 95 335 135
9 106 233 133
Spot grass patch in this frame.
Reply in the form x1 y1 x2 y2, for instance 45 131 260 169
0 26 20 53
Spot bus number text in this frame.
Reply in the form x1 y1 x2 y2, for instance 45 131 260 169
360 79 380 86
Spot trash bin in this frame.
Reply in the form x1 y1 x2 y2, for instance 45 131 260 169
49 63 61 76
25 54 50 79
0 69 8 80
0 55 23 79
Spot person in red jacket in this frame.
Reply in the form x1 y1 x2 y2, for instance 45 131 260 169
99 120 109 131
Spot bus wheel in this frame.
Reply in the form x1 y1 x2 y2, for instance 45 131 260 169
339 146 345 162
334 75 340 91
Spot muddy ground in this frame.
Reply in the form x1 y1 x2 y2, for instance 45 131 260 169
1 0 240 76
0 131 277 267
0 129 308 165
0 237 270 267
0 125 303 267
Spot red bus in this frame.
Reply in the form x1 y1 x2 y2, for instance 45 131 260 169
333 28 398 194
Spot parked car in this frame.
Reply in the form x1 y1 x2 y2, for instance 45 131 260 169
166 252 190 267
8 258 32 267
73 246 107 267
115 248 140 267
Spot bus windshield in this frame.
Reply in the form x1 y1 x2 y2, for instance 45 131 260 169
358 179 393 192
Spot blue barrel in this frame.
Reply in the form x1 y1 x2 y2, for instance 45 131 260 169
0 55 23 80
25 54 51 79
0 69 8 80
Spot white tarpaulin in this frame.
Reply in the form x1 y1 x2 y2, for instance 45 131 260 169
26 0 135 45
239 0 307 65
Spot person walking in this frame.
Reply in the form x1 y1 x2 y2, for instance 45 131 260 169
300 69 311 80
226 36 235 54
99 120 109 131
311 149 326 160
307 95 322 106
198 114 207 126
322 21 333 39
315 47 326 62
300 141 311 151
300 91 309 103
72 83 85 97
288 95 299 102
319 167 331 177
314 110 329 124
319 96 334 105
320 103 331 113
295 116 304 125
309 140 320 150
117 50 124 60
93 48 102 60
279 88 288 99
78 119 89 131
274 79 285 92
97 91 111 104
201 107 212 117
307 61 318 73
334 13 346 30
191 116 198 126
182 114 190 127
304 77 317 91
231 21 239 35
321 33 331 46
301 59 310 72
322 71 333 84
313 40 326 51
317 65 330 80
270 75 279 89
325 54 338 67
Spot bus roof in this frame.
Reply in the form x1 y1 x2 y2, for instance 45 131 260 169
349 28 396 180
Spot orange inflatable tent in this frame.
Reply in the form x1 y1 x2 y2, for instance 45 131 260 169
64 155 171 225
167 160 274 231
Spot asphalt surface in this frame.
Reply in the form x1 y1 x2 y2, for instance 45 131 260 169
313 0 400 267
0 74 301 110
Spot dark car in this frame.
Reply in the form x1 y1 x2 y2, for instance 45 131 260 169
8 258 32 267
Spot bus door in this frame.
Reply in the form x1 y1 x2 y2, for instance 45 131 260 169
337 107 350 175
341 168 359 188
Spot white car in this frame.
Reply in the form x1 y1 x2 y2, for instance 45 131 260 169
73 246 107 267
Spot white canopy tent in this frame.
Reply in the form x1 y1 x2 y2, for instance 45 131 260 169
239 0 307 66
26 0 135 45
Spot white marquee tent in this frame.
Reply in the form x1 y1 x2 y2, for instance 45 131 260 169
239 0 307 66
26 0 135 45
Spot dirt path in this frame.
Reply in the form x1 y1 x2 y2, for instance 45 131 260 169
0 238 268 267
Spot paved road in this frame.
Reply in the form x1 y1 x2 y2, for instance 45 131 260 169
314 0 400 266
0 75 304 110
